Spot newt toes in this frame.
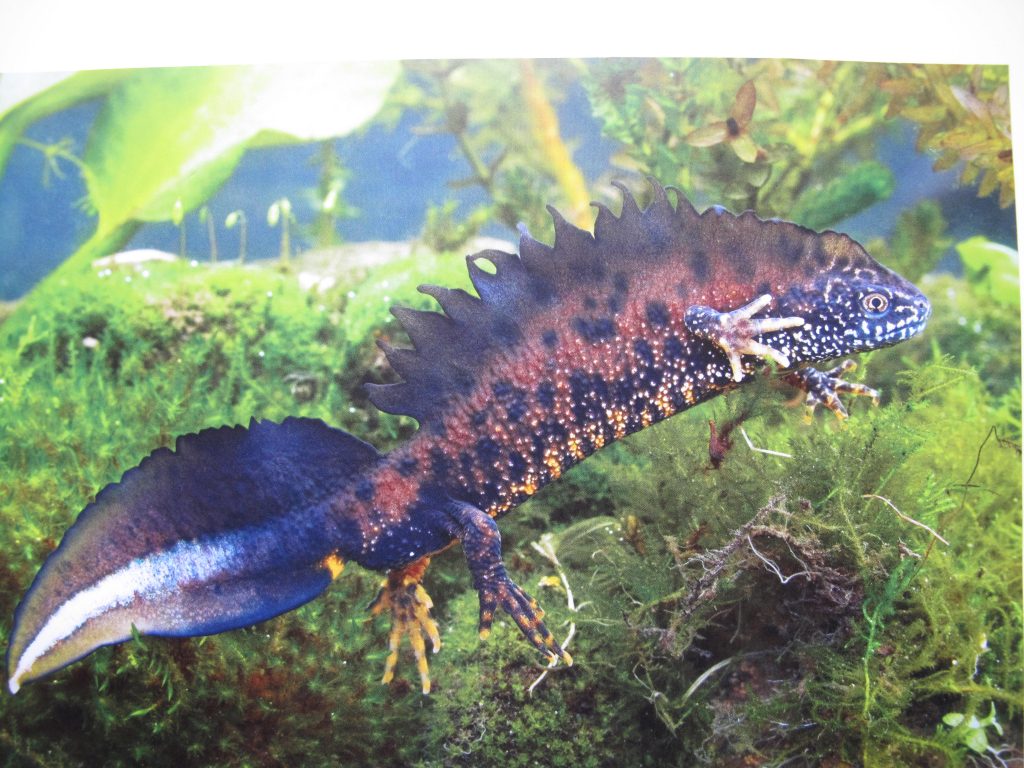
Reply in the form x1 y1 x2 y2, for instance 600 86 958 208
6 180 930 695
369 558 441 694
784 360 880 421
685 293 805 382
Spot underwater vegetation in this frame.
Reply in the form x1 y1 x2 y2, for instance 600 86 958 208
0 58 1020 767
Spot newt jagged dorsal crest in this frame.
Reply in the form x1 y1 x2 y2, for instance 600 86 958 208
7 179 930 696
368 180 929 432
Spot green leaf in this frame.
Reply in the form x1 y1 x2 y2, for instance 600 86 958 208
956 236 1020 307
730 80 757 126
900 104 949 123
128 701 160 719
685 122 728 147
730 133 759 163
0 70 129 178
942 712 965 727
83 63 399 234
963 727 990 754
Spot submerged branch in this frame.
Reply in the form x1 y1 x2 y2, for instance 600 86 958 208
863 494 950 545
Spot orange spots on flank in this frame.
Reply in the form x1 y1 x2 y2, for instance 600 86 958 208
653 385 677 418
567 433 587 461
608 407 629 439
394 253 764 515
322 552 345 580
682 380 697 405
509 476 540 499
584 421 607 450
544 451 563 480
487 501 512 518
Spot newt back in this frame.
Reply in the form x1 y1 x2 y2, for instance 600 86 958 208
371 182 930 517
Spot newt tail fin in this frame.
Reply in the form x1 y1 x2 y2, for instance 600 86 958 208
7 417 380 694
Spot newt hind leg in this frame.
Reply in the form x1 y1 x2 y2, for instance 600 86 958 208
446 500 573 668
369 557 441 694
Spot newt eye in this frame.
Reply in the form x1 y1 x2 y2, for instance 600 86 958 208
861 292 889 314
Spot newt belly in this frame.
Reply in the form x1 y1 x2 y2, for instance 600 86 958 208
6 181 931 695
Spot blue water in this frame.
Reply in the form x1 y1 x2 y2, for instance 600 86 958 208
0 99 99 299
0 83 618 300
0 79 1015 301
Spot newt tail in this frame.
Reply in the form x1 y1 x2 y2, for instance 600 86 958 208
7 181 930 695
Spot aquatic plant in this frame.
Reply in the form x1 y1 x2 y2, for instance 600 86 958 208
304 140 357 249
386 59 591 240
0 71 130 176
882 64 1013 207
224 209 248 263
171 199 187 258
419 199 491 254
198 206 218 263
0 63 400 320
584 59 897 220
584 59 1013 224
267 197 296 267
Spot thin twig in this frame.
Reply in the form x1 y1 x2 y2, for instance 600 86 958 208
747 535 812 584
863 494 950 545
527 535 579 696
679 657 734 708
740 426 793 459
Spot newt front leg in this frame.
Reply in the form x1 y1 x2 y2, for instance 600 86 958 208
685 293 805 382
784 360 880 421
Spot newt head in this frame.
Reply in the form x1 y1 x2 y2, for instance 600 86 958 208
769 243 931 366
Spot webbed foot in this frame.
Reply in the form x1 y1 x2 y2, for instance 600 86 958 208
685 294 804 382
448 500 573 668
369 557 441 694
784 360 880 421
